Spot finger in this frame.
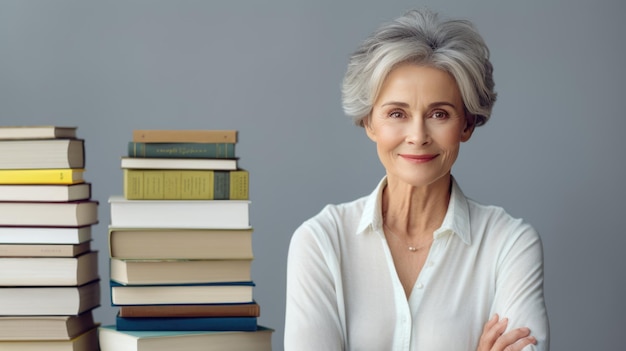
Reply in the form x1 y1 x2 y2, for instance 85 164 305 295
482 314 499 334
493 328 534 351
478 316 508 350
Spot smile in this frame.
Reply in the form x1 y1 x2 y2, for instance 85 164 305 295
399 154 439 163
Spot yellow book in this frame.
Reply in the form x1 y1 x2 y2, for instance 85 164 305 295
0 169 84 185
123 169 248 200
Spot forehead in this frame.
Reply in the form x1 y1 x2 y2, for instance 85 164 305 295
375 63 462 106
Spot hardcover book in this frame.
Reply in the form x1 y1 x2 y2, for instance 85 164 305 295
110 281 254 305
128 142 235 159
123 169 248 200
98 325 273 351
0 311 96 340
117 302 260 318
0 280 100 315
0 241 91 257
110 258 252 285
121 157 237 170
115 314 257 332
0 226 92 244
0 168 84 185
0 139 84 169
109 196 249 229
0 126 77 140
0 200 98 227
132 129 237 143
0 183 91 202
0 251 98 286
108 227 253 259
0 327 98 351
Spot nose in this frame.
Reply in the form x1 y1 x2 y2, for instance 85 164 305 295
406 117 430 146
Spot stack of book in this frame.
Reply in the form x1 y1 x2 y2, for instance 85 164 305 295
99 129 272 351
0 126 100 350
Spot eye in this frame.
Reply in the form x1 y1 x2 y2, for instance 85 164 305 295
431 110 449 120
388 110 406 119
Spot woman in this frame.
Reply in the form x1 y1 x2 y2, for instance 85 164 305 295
285 8 549 351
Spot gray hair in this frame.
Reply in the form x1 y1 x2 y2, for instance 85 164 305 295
342 8 496 127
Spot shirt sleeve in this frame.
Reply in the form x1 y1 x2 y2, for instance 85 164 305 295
284 221 345 351
492 224 550 350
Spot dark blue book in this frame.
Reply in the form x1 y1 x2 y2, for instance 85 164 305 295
116 313 258 331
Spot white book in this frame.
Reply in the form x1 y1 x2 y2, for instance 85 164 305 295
0 280 100 315
0 139 84 169
0 183 91 202
0 126 76 140
108 196 250 229
0 201 98 227
0 226 92 244
120 157 237 170
0 251 99 286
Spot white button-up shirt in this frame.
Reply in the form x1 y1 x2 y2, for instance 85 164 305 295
285 177 549 350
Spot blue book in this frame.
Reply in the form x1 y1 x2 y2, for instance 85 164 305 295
116 313 258 331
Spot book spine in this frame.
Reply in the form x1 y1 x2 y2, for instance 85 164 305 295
0 169 83 185
124 169 249 200
127 142 235 159
118 303 260 317
115 315 258 331
132 130 237 143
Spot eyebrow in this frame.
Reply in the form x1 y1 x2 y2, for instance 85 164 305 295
380 101 460 109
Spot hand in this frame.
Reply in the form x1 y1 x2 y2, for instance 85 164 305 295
477 314 537 351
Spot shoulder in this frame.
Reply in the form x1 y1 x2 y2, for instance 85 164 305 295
293 195 368 242
466 198 543 260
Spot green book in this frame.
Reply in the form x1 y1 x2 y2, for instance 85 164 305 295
128 142 235 159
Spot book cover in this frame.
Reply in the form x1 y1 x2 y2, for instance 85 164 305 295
0 251 98 286
110 258 252 285
0 241 91 257
108 227 253 259
0 126 76 140
132 130 237 143
98 325 273 351
110 281 254 305
0 168 84 185
117 302 260 318
0 280 100 315
0 226 92 244
121 157 238 170
0 183 91 202
123 169 248 200
0 200 98 227
0 311 96 340
115 314 257 331
0 327 98 350
128 142 235 159
109 196 249 229
0 139 84 169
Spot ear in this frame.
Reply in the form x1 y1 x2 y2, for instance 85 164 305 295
363 116 377 142
461 114 476 142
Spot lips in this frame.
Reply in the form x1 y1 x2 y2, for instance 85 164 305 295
399 153 439 163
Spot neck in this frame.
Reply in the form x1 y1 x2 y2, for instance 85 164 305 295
382 174 451 240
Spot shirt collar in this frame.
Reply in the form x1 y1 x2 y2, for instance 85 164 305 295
356 176 472 245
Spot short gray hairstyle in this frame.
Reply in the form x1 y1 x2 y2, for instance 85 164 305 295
342 8 496 127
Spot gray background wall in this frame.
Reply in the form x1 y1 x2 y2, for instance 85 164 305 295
1 0 624 350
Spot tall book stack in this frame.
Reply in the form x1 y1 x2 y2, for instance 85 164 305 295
0 126 100 351
99 129 273 351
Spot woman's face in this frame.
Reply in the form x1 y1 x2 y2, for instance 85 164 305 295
366 63 474 189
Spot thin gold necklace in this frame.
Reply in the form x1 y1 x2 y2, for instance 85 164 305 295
383 220 433 252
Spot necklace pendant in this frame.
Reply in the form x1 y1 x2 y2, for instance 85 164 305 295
408 246 418 252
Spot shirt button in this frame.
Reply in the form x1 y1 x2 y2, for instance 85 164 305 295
416 282 424 289
427 261 434 267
